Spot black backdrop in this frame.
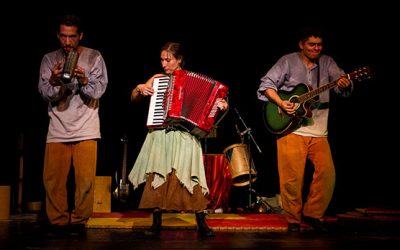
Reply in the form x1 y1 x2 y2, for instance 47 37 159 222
3 2 399 214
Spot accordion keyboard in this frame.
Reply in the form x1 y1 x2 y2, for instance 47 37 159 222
146 76 170 127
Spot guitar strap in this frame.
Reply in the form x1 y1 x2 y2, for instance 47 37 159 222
308 60 321 110
316 59 320 88
315 59 329 110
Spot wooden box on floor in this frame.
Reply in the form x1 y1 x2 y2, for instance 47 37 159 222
93 176 111 213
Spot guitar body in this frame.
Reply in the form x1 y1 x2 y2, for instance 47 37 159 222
116 180 130 201
263 83 313 135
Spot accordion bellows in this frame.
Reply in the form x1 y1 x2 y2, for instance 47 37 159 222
147 70 228 137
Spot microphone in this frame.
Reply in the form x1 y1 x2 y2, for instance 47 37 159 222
240 128 251 137
61 50 79 83
235 124 241 136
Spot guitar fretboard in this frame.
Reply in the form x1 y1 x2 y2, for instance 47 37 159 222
298 81 338 103
297 66 371 103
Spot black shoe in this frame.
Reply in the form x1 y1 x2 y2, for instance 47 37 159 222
45 224 70 238
303 216 328 232
287 223 300 232
195 212 215 238
69 224 87 238
145 209 162 236
144 224 162 236
198 227 215 238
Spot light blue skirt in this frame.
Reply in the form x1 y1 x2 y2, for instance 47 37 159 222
128 129 209 195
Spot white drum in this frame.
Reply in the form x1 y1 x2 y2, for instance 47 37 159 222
223 144 257 186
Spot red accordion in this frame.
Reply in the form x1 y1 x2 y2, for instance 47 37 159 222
146 70 228 137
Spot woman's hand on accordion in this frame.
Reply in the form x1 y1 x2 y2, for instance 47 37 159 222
217 99 229 111
131 83 154 102
137 83 154 96
131 74 165 101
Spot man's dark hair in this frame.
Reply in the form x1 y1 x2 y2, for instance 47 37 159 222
58 14 82 34
297 27 325 42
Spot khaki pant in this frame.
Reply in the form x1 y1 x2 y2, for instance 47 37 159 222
43 140 97 225
277 134 335 224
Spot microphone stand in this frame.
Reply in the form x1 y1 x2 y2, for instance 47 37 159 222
234 108 262 209
234 108 262 154
250 188 281 214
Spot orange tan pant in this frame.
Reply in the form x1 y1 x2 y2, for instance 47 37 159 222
277 134 335 224
43 140 97 225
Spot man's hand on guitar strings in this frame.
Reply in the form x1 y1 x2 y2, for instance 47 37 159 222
280 100 296 115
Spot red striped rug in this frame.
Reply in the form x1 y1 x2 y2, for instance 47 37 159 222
87 211 288 232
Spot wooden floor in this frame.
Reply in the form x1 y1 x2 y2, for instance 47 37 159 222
1 211 400 249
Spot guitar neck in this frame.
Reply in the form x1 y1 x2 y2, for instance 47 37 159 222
18 134 24 212
121 142 128 185
297 80 338 103
296 66 371 103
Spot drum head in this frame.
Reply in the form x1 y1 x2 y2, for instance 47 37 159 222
223 143 246 154
232 170 257 187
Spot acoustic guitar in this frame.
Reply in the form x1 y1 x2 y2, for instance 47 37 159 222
113 135 130 203
262 66 371 135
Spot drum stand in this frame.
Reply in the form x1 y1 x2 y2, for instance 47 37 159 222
250 188 282 213
234 108 264 209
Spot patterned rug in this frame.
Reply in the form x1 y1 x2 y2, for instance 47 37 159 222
86 211 288 232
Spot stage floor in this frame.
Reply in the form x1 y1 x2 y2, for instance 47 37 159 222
1 208 400 249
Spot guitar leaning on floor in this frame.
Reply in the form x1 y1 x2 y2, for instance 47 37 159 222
113 135 130 206
262 66 371 135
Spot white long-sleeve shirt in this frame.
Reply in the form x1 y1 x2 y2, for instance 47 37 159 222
38 47 108 142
